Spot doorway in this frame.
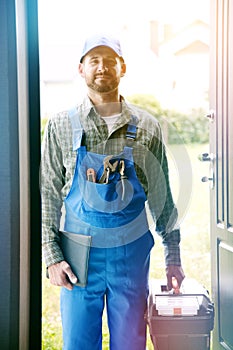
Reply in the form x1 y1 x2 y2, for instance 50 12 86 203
38 1 212 349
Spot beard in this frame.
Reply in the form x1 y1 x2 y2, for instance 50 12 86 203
86 74 120 93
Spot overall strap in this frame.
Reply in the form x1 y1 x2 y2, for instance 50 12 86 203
68 107 84 151
126 115 138 146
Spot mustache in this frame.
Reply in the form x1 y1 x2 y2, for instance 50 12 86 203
95 72 112 78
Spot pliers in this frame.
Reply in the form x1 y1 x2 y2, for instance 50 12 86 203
99 155 118 184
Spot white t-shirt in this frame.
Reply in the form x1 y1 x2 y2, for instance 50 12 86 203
101 114 121 134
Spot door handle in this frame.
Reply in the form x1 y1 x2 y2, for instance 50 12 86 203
199 153 215 189
198 152 214 162
201 175 214 183
206 110 215 122
201 172 214 189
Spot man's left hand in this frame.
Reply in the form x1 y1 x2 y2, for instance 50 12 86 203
166 265 185 292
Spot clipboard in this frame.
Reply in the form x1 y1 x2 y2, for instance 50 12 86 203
60 231 92 287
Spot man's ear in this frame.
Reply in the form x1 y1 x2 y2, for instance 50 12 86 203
78 63 85 77
121 62 126 77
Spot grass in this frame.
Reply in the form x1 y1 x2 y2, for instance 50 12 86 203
42 143 211 349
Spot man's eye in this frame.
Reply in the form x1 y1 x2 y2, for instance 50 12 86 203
106 59 116 66
89 58 117 66
90 59 99 65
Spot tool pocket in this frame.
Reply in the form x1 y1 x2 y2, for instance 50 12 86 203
82 179 128 213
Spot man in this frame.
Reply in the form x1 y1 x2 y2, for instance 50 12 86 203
41 34 185 350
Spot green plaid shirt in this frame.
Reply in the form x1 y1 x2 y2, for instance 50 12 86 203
41 96 181 267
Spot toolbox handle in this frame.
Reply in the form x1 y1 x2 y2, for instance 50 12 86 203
153 293 214 316
155 293 209 298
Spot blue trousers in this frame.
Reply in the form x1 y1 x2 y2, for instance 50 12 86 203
60 232 154 350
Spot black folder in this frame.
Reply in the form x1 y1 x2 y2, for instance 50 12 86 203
60 231 92 287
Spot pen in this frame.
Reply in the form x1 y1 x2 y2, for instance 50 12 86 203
86 168 96 182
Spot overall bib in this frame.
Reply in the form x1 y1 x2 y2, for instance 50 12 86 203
60 110 154 350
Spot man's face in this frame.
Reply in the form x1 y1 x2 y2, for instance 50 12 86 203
79 46 126 93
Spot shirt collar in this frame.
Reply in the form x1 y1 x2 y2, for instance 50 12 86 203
78 95 132 128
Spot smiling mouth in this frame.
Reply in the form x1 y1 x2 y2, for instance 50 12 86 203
95 74 111 79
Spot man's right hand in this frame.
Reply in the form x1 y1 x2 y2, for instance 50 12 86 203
47 261 78 290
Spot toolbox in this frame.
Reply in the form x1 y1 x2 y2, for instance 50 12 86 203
147 278 214 350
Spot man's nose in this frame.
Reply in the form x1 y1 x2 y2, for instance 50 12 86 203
97 62 108 72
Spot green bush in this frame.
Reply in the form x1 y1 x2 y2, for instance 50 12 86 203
41 95 209 145
127 94 209 144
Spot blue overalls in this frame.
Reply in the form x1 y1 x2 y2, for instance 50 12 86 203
60 110 154 350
